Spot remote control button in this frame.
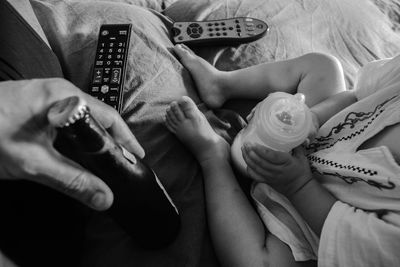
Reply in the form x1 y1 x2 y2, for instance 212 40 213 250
101 85 109 94
103 77 110 83
236 24 241 28
257 24 264 29
178 36 183 40
207 23 213 26
93 68 103 84
245 18 253 22
187 28 192 35
223 32 227 36
96 60 103 66
222 27 227 31
111 68 122 84
215 28 220 31
198 27 203 34
192 28 198 34
91 86 99 92
109 95 118 102
229 27 233 30
189 23 200 27
247 27 255 31
104 68 111 75
110 87 119 92
209 33 214 37
221 22 225 26
208 28 213 31
190 33 201 38
214 22 219 26
246 23 254 27
216 33 220 36
235 19 239 23
101 30 109 36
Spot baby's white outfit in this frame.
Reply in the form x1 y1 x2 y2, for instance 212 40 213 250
251 54 400 266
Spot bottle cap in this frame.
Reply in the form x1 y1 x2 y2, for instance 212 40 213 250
255 92 312 152
48 96 89 128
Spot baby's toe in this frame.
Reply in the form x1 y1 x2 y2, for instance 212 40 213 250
170 101 185 121
178 96 200 119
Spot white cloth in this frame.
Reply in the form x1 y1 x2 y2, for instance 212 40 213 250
252 54 400 266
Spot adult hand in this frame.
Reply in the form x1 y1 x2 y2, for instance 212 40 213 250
242 143 312 196
0 78 145 210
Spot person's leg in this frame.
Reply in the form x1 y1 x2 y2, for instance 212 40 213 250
173 44 346 108
164 96 315 267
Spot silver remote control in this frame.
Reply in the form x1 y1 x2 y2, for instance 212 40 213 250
171 17 268 46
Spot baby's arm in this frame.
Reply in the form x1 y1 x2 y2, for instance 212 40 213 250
242 144 337 235
310 90 357 127
201 153 307 267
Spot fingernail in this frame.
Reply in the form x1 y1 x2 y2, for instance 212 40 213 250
91 192 108 210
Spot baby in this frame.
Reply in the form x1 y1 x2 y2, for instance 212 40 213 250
165 44 359 266
166 44 400 267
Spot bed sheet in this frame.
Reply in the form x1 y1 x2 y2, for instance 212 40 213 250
165 0 400 89
30 0 400 266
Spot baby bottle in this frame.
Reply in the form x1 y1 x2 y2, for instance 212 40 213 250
231 92 314 175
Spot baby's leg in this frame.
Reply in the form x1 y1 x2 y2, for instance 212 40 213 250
165 97 315 267
175 44 345 108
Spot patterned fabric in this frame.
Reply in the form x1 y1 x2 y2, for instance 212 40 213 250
252 55 400 266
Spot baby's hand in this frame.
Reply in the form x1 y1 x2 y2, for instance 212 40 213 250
242 143 313 196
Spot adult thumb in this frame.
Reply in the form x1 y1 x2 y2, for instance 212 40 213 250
31 145 114 211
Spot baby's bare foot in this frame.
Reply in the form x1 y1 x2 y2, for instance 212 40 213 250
174 44 226 109
164 96 229 163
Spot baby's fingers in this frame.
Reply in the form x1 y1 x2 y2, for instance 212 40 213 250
243 143 290 165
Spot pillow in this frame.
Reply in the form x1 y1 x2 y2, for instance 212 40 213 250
31 1 219 266
165 0 400 88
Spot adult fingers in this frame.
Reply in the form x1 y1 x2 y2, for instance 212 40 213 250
84 96 145 158
28 144 114 211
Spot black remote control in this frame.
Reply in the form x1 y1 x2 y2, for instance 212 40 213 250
171 17 268 46
89 24 131 113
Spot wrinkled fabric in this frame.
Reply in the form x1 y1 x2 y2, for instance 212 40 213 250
165 0 400 88
30 1 219 266
250 55 400 265
19 0 400 266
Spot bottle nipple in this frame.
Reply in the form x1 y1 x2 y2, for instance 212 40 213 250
270 93 306 133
